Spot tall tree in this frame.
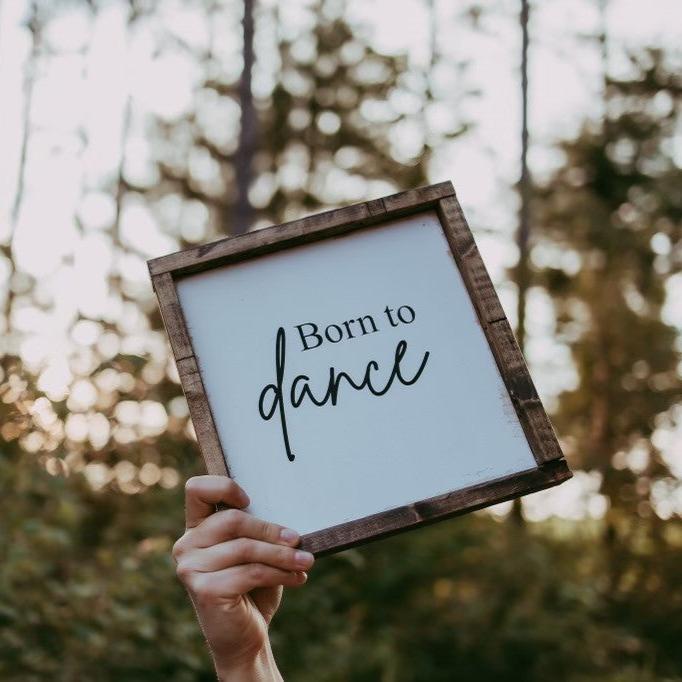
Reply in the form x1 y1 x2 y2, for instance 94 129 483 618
509 0 531 525
232 0 256 234
515 0 531 355
136 0 466 245
534 47 682 558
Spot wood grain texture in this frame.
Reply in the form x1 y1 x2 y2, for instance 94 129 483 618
487 318 563 463
436 195 564 466
437 195 506 324
175 356 228 476
381 181 455 213
151 272 194 361
301 459 572 556
151 272 227 476
147 182 455 278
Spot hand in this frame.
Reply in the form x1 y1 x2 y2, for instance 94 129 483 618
173 475 315 681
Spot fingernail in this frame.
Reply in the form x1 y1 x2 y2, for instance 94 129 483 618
294 550 314 568
280 528 299 544
297 571 308 583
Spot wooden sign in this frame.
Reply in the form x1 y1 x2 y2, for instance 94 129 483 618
148 182 571 555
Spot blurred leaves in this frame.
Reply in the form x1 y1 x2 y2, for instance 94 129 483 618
0 2 681 681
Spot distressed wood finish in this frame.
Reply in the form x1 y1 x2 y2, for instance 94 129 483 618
148 181 571 556
152 272 193 361
148 182 456 278
175 356 228 477
436 195 506 324
152 273 227 476
300 459 571 555
487 318 563 463
436 194 563 465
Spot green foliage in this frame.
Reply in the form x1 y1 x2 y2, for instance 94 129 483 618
0 2 680 680
0 442 210 681
533 49 682 511
273 517 682 681
142 0 465 238
3 437 682 681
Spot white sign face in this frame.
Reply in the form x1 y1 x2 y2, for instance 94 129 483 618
176 210 537 535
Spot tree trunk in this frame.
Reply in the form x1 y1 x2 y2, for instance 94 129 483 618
231 0 256 235
510 0 531 526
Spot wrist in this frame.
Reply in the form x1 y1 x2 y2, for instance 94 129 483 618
214 643 283 682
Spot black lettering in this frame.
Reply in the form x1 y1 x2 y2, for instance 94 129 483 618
384 306 399 327
342 320 356 339
291 374 327 408
397 305 416 324
296 322 323 351
357 314 378 335
394 340 429 385
257 327 295 461
325 324 343 343
258 327 430 462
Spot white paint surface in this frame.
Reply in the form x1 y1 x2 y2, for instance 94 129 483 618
177 211 537 535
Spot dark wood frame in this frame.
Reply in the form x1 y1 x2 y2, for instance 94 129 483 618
148 181 572 555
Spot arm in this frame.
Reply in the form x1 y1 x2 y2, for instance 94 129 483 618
173 475 315 681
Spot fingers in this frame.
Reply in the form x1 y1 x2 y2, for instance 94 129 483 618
179 508 300 552
176 477 314 603
184 475 250 528
186 564 308 603
178 538 315 574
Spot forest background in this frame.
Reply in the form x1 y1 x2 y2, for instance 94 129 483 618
0 0 681 680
